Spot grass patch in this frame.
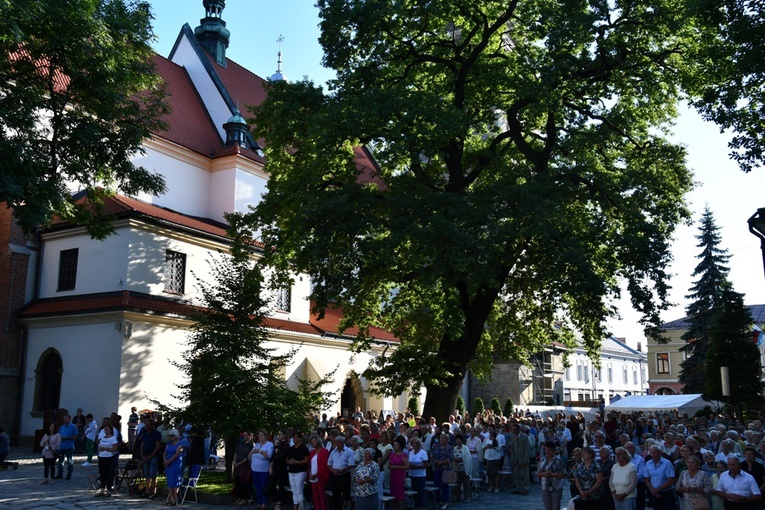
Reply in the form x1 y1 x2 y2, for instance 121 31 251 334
156 469 233 496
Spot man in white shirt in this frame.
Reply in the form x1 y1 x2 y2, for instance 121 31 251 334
716 456 761 509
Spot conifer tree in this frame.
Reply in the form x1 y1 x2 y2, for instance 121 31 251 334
679 207 731 393
704 282 763 416
162 213 334 479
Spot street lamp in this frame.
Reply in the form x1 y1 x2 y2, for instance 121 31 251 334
748 208 765 278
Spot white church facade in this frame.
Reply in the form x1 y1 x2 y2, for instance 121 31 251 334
13 1 410 443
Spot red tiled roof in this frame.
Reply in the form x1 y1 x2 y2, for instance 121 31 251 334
152 54 223 157
18 291 325 337
310 302 399 342
48 193 263 246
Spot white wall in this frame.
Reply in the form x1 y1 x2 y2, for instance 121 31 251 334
21 321 124 437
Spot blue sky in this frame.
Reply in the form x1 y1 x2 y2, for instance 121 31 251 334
148 1 765 346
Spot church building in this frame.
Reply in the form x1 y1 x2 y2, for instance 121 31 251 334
4 0 411 445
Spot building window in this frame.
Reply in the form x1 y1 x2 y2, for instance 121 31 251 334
633 368 638 385
564 366 570 381
34 349 63 411
276 284 291 312
584 363 590 383
607 363 613 383
657 353 670 374
623 366 628 384
164 250 186 294
576 361 582 381
57 248 79 291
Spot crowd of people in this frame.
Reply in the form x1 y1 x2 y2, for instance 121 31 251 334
18 404 765 510
224 407 765 510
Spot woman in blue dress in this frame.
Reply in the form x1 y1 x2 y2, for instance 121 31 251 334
164 429 185 505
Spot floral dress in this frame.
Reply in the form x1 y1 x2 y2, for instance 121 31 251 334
575 461 603 501
353 461 380 498
537 455 566 492
677 470 712 510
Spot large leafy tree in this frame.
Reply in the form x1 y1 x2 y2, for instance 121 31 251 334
684 0 765 172
679 207 731 393
164 214 335 479
704 281 763 417
252 0 695 419
0 0 167 238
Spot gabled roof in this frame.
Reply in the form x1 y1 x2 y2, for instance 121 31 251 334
18 291 327 337
49 193 261 247
661 304 765 329
309 302 399 342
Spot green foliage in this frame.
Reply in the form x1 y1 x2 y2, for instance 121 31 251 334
160 213 335 440
0 0 167 238
503 398 514 418
407 395 419 415
491 398 502 416
251 0 695 418
456 396 465 415
473 397 485 415
683 0 765 172
679 207 731 393
704 282 764 415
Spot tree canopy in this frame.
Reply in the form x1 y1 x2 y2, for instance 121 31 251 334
252 0 696 418
0 0 167 238
679 206 731 393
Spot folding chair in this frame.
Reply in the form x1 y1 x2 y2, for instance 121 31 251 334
179 465 202 505
114 459 143 495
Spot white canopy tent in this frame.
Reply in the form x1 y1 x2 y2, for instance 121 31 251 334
604 394 721 414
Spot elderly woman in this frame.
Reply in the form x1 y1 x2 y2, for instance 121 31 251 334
610 447 637 510
466 426 483 479
676 455 712 510
452 434 472 503
431 432 454 510
407 437 428 510
537 441 566 510
353 448 380 510
574 446 604 510
163 429 184 505
599 446 616 510
710 460 726 510
568 447 583 498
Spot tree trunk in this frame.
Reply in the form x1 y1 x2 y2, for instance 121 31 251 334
422 374 464 422
224 436 237 483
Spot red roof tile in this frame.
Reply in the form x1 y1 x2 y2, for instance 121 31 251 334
18 291 325 336
310 302 399 342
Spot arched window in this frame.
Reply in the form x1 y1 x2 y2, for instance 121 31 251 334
34 349 63 411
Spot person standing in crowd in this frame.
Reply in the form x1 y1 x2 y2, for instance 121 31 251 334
610 447 637 510
711 460 727 510
95 425 119 497
625 442 646 510
353 448 380 510
163 429 184 506
510 422 531 495
537 441 566 510
308 434 330 510
574 446 604 510
484 428 503 494
287 432 310 510
644 445 676 510
716 456 761 509
83 414 97 467
452 434 472 503
56 413 77 480
328 435 355 510
234 431 254 506
0 427 18 471
407 437 428 510
676 455 711 510
40 422 60 484
741 445 765 498
127 407 139 452
72 408 86 454
388 436 409 510
138 417 162 499
249 429 275 510
431 432 454 510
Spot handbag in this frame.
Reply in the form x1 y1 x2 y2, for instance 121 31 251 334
441 469 457 485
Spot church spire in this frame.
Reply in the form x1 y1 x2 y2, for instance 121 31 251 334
194 0 230 66
270 35 288 82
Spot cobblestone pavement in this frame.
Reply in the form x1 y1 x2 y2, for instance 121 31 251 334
0 453 571 509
